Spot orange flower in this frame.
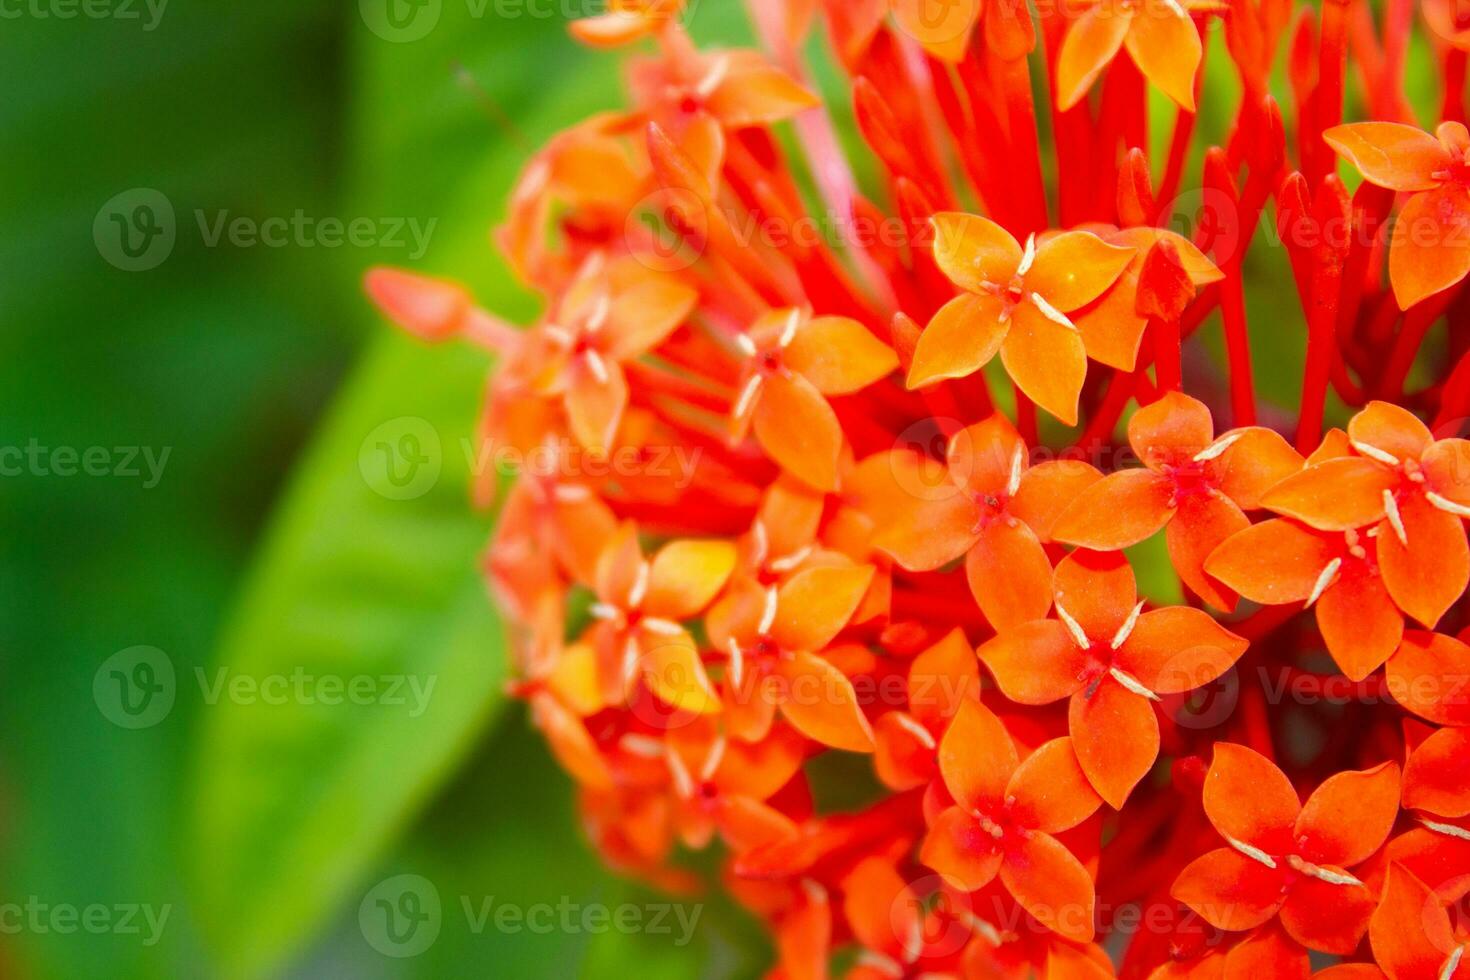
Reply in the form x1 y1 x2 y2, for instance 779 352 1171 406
1146 924 1311 980
1172 744 1401 953
919 700 1104 942
1403 725 1470 827
731 307 899 491
907 214 1134 425
705 564 878 752
872 414 1102 630
1325 121 1470 308
1368 864 1470 980
663 720 807 852
569 0 686 47
1056 0 1208 111
1071 227 1222 372
1053 392 1303 609
1261 402 1470 630
980 550 1248 807
585 522 736 712
872 628 981 790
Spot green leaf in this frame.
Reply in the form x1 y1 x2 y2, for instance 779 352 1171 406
187 332 504 980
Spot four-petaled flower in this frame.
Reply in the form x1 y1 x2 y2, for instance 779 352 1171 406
981 550 1249 807
1053 392 1302 609
920 700 1104 943
1325 121 1470 308
1172 744 1401 953
907 213 1134 424
1056 0 1208 111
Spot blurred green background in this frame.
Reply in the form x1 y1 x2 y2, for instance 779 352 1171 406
0 1 768 976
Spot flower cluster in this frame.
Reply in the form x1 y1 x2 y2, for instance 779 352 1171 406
367 0 1470 975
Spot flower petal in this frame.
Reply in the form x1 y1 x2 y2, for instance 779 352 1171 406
785 316 899 395
868 454 981 571
1166 491 1249 610
1389 183 1470 310
907 293 1010 388
1347 401 1434 462
873 711 937 790
1378 492 1470 628
1385 630 1470 725
641 628 722 714
1000 300 1089 426
1261 457 1395 530
1279 877 1377 954
908 628 982 731
776 651 875 752
1069 678 1161 809
966 520 1055 632
842 857 913 959
1052 549 1138 639
1028 231 1138 312
646 539 738 619
1204 519 1333 604
1324 123 1452 192
706 63 821 127
1225 924 1310 980
930 211 1023 294
1052 469 1176 550
1172 847 1286 932
1129 391 1216 465
1204 743 1301 852
1117 606 1249 694
1422 437 1470 506
892 0 981 61
753 372 843 491
1317 564 1402 681
1212 427 1307 509
1124 0 1202 108
1001 831 1098 943
1369 864 1458 980
979 619 1090 705
1295 762 1402 869
605 277 699 359
937 699 1019 811
947 414 1026 495
772 564 876 651
1007 737 1103 834
1404 727 1470 818
1011 459 1105 541
921 806 1004 892
566 356 629 454
1056 4 1131 111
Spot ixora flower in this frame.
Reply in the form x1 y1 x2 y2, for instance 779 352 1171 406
365 0 1470 975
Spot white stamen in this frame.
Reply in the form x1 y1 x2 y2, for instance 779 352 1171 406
620 733 664 758
1423 817 1470 841
733 375 763 420
1194 431 1245 463
666 747 694 799
800 878 826 903
778 308 802 349
1352 440 1401 466
585 293 611 334
1224 834 1278 869
1383 490 1408 546
855 951 903 978
767 545 813 573
1428 491 1470 518
589 602 621 621
1287 854 1362 887
621 635 641 688
641 617 683 636
1110 666 1162 701
628 560 651 609
1161 0 1187 16
584 348 610 385
1306 558 1342 607
726 637 745 688
700 736 727 782
1110 601 1146 650
758 586 779 635
695 54 731 100
895 713 937 750
1017 233 1037 276
1055 602 1091 649
1030 292 1077 330
734 332 757 358
749 520 770 566
964 913 1005 948
1007 444 1025 497
900 914 924 965
553 483 592 502
543 324 575 347
1440 945 1464 980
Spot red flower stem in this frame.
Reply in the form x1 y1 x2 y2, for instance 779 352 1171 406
1310 0 1350 184
1155 107 1198 220
996 52 1051 233
1380 288 1459 398
1072 369 1136 451
1218 267 1257 426
1150 316 1183 395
